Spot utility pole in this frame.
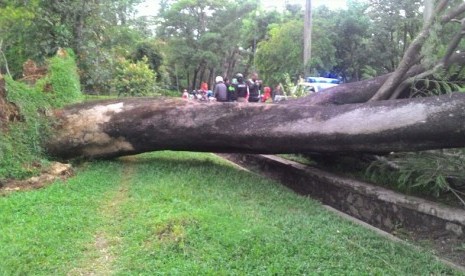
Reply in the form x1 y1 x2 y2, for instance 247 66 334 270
303 0 312 77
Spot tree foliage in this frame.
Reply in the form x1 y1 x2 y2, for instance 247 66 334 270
114 57 156 97
255 20 304 86
0 0 147 93
3 0 465 95
365 0 423 74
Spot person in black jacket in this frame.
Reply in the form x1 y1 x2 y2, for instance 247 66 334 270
247 72 262 103
234 73 249 103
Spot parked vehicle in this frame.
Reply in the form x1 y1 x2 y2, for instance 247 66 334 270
293 77 340 95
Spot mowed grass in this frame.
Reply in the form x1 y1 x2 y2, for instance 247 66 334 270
0 151 460 274
0 161 124 274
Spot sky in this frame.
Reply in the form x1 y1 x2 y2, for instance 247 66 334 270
136 0 348 17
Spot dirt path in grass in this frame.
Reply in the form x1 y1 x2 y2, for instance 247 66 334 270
69 157 135 275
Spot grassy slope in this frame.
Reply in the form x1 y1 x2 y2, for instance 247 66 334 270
0 152 459 275
1 50 82 181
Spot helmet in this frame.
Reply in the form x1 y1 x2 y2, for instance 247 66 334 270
236 73 243 78
215 76 223 83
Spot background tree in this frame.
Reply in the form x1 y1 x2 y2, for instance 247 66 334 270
255 20 304 86
131 41 165 81
365 0 423 75
157 0 231 90
240 7 282 74
157 0 283 90
0 0 147 93
0 1 38 77
331 1 371 81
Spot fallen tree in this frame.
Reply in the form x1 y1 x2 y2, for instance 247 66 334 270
4 1 465 161
46 93 465 159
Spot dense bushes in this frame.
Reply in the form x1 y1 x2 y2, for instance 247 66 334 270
0 49 82 180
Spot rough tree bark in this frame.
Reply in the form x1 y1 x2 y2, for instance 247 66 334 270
46 94 465 160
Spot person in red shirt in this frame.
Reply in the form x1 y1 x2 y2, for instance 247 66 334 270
261 86 272 102
200 82 208 92
199 82 208 101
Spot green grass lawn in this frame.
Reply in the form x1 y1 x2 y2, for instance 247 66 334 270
0 151 460 275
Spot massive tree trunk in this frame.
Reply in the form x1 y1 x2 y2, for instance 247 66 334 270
46 93 465 160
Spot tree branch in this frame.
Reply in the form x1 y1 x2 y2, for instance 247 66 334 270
441 3 465 23
389 19 465 100
369 2 449 101
441 18 465 65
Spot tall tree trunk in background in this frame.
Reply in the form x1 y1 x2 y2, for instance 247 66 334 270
208 67 214 90
221 55 229 77
304 0 312 76
73 1 86 56
226 48 238 78
198 65 206 88
192 68 199 91
424 0 434 23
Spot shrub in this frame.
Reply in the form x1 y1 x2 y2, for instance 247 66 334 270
36 48 83 107
114 57 155 97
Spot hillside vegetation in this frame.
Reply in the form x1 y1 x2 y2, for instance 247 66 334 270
0 49 82 181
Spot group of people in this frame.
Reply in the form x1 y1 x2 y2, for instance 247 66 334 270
182 81 212 101
182 72 273 103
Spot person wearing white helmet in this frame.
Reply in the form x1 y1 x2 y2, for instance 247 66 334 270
214 76 228 102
